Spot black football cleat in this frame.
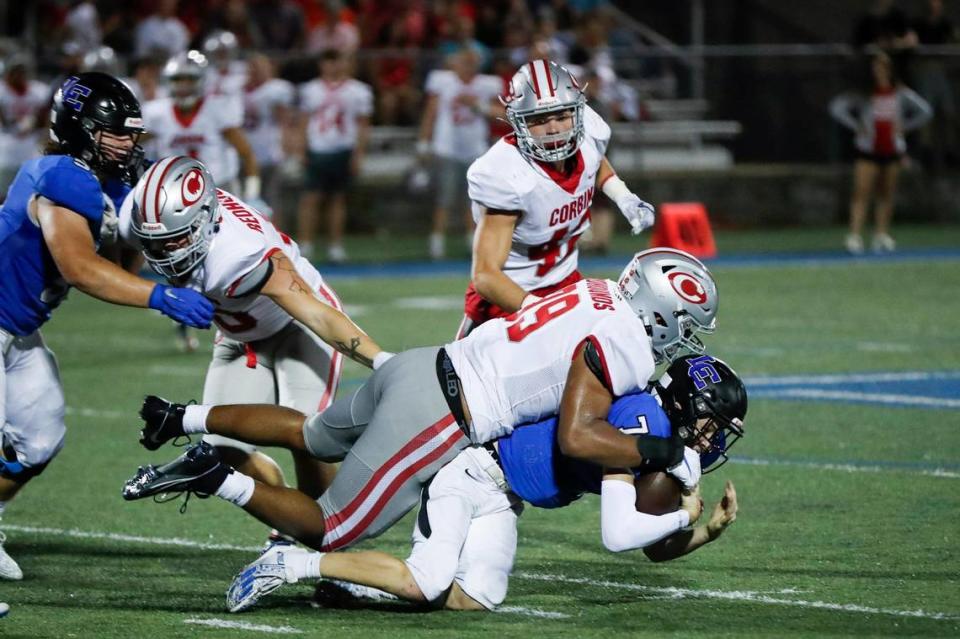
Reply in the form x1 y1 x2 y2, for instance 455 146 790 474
122 442 229 502
139 395 190 450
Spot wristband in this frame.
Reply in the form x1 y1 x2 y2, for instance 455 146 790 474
601 174 632 204
373 351 395 370
243 175 261 200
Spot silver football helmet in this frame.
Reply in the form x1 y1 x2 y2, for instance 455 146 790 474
617 248 719 364
163 50 207 108
502 59 586 163
130 156 219 279
203 30 239 65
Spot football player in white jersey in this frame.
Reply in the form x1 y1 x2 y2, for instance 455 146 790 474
417 48 504 260
119 156 392 501
203 30 247 98
0 56 48 199
294 49 373 263
242 54 296 227
123 250 719 572
458 59 656 338
143 51 260 200
224 361 746 613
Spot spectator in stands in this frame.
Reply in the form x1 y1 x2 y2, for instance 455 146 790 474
829 51 932 255
438 15 491 71
63 1 102 55
306 0 360 54
417 48 503 259
125 56 168 103
134 0 190 59
249 0 306 50
295 49 373 262
201 0 264 50
372 12 423 125
0 55 47 200
854 0 918 50
913 0 958 169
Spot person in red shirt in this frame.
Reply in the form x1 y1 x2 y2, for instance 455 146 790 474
829 51 931 254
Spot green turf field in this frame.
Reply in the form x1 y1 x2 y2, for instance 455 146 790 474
2 226 959 638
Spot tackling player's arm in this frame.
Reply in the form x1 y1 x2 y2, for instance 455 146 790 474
36 196 157 306
471 207 529 312
643 480 738 562
558 340 684 470
259 251 384 368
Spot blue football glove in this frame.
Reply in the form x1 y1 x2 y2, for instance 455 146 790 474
148 285 215 329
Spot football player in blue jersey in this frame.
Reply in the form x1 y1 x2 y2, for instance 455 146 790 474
0 72 215 579
219 354 746 612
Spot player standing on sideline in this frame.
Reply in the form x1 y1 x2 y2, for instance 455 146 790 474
142 50 262 351
119 155 392 504
123 249 718 560
203 30 247 99
242 54 296 227
0 73 215 579
417 48 503 260
294 50 372 263
224 359 747 613
457 59 655 338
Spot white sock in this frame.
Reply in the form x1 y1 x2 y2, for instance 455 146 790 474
214 471 255 506
182 404 211 434
0 501 6 519
291 551 324 580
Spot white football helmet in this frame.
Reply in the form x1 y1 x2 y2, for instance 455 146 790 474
129 156 219 279
163 50 207 109
618 248 719 363
501 59 586 163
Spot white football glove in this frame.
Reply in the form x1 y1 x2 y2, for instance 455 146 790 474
667 446 702 491
100 194 119 245
616 193 656 235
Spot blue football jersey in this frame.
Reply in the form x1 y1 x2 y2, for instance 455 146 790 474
0 155 108 335
498 392 672 509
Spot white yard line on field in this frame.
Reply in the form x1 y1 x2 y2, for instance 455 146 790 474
184 618 303 634
2 525 954 622
760 388 960 409
514 573 959 621
744 370 960 386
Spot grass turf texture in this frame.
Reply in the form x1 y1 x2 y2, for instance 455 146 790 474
1 225 958 637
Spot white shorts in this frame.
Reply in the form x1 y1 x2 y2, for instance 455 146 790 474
405 446 522 610
201 320 342 453
1 330 66 470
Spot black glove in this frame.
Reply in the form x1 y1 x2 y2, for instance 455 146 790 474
635 432 685 472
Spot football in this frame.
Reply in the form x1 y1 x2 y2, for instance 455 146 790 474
634 472 682 515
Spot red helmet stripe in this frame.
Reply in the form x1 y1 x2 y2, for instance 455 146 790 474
151 157 180 224
140 159 166 223
541 59 556 97
527 61 542 99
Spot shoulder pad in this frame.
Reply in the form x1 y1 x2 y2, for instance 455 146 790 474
36 157 104 223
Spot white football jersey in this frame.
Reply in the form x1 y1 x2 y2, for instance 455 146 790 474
119 189 330 342
0 79 48 168
467 105 611 290
142 95 243 184
206 62 248 98
445 278 655 443
426 69 502 161
299 78 373 153
244 78 294 167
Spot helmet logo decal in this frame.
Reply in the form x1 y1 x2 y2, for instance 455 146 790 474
668 271 707 304
182 168 205 205
686 355 721 391
61 76 92 112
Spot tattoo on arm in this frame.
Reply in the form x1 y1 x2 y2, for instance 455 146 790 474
270 253 309 294
334 337 374 368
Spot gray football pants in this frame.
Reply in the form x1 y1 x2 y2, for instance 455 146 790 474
303 347 470 551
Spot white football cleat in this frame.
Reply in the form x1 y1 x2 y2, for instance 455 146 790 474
0 531 23 581
0 602 9 617
225 542 307 613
